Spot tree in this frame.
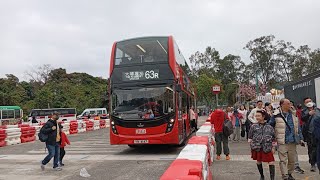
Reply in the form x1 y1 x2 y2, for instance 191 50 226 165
291 45 310 80
245 35 277 85
274 40 296 82
189 47 220 78
215 54 244 85
0 75 27 106
196 74 221 107
25 64 53 85
308 48 320 74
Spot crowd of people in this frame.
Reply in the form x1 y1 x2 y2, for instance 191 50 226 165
210 98 320 180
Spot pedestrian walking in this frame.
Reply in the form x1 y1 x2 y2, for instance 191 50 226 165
210 109 231 160
31 116 38 124
264 102 273 122
40 113 63 171
59 125 70 166
269 98 304 180
189 106 198 131
291 102 305 174
301 97 320 172
230 110 243 142
248 100 264 124
248 110 276 180
226 107 233 120
238 105 247 139
245 105 254 139
313 111 320 174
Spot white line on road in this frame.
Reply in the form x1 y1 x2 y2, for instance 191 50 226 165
0 154 179 161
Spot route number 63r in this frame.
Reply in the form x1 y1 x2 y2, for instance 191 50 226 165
145 70 159 79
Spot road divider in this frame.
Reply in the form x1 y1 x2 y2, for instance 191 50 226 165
160 120 215 180
0 119 109 148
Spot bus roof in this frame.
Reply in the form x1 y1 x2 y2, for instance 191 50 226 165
116 36 170 43
0 106 21 110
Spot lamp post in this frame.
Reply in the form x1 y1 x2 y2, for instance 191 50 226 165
255 69 260 96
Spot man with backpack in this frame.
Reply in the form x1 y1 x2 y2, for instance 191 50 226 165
210 109 231 160
39 113 63 171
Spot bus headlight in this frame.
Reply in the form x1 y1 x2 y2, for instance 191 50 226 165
166 119 175 133
111 120 118 134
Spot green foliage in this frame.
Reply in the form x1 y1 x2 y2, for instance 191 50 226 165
196 74 221 107
0 67 108 115
189 35 320 106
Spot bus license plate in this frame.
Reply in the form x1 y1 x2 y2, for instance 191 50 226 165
136 129 146 134
134 140 149 144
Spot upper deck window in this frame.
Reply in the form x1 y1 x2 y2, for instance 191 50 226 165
115 37 168 66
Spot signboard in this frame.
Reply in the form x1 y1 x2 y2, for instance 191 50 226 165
122 69 160 81
212 85 221 94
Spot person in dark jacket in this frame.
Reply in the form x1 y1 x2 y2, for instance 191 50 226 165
40 113 63 171
313 112 320 174
245 105 254 139
31 116 38 124
301 97 320 172
249 110 276 180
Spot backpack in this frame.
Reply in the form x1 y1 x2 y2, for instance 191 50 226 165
223 119 234 136
38 125 49 142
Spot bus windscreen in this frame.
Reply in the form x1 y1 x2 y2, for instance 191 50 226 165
115 37 168 66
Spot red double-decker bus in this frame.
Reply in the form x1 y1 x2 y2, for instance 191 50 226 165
109 36 196 147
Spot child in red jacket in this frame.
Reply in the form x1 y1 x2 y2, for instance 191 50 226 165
59 126 70 166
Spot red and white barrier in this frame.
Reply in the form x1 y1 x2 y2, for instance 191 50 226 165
0 129 6 147
188 136 213 166
105 119 110 128
1 118 110 148
160 159 203 180
84 120 94 131
69 121 78 134
20 125 36 143
93 120 100 130
161 120 215 180
5 128 21 145
99 120 106 129
177 144 211 180
77 120 87 133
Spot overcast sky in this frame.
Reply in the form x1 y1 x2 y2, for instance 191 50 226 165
1 0 320 81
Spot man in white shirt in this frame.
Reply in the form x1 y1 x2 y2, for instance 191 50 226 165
248 100 264 124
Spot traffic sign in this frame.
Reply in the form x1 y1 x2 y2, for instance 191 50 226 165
212 85 221 94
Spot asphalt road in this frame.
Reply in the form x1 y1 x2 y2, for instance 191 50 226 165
0 117 206 180
1 116 320 180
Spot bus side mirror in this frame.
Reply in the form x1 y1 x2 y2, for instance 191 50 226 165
176 84 182 92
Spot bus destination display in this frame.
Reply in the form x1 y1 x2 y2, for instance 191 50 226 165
122 69 159 81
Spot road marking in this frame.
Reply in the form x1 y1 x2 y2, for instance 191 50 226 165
0 154 178 161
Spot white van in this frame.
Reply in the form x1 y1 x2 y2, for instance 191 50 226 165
77 108 108 119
